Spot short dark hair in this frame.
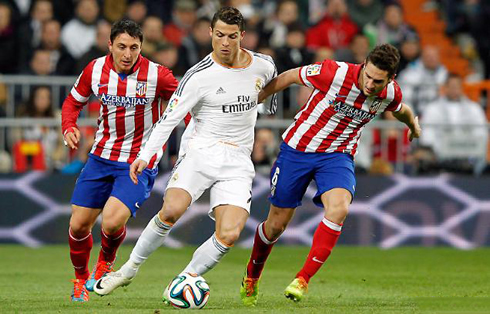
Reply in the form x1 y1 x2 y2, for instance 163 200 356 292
110 19 143 44
366 44 400 78
211 7 245 32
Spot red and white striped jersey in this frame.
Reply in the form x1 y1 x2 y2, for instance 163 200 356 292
284 59 403 156
61 54 178 169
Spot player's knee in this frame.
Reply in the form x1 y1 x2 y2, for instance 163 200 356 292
159 204 183 224
69 218 92 237
266 220 287 240
216 228 240 246
328 199 350 219
101 221 124 235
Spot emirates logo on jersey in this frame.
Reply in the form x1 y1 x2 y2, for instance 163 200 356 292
136 81 147 97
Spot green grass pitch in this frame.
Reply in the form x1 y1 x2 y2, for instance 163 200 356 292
1 245 489 313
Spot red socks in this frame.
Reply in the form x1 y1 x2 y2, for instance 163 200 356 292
69 229 93 280
296 218 342 283
98 226 126 263
246 222 276 279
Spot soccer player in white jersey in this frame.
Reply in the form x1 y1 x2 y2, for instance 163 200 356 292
240 44 422 305
61 19 181 302
94 7 277 297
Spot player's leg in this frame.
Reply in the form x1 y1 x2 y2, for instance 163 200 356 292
85 197 131 291
69 155 112 301
69 205 101 301
241 204 295 306
182 205 249 275
94 187 192 296
286 153 355 302
242 142 313 306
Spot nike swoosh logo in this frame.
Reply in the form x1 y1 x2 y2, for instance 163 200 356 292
135 202 140 209
98 83 109 88
312 256 324 264
95 279 104 291
252 259 264 265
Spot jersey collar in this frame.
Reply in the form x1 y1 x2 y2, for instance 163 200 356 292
106 54 143 75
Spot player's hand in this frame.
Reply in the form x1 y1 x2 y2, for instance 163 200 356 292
408 116 421 142
64 127 81 150
130 159 148 185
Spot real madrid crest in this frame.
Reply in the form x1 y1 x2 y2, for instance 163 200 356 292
255 78 263 92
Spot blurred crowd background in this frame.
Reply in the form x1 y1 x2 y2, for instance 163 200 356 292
0 0 489 177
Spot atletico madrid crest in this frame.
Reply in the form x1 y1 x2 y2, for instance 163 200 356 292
136 81 147 97
369 99 383 113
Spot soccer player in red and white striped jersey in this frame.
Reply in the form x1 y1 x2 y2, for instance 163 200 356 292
61 19 180 302
241 44 422 305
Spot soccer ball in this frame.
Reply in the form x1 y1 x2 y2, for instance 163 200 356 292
164 272 210 309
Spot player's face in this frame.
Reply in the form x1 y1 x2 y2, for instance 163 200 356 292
109 32 142 74
210 20 244 65
360 62 392 96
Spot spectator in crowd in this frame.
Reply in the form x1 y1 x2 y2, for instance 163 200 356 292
36 19 76 75
397 45 448 115
152 42 186 77
141 16 166 58
61 0 99 59
179 17 212 70
347 0 383 29
252 128 278 174
13 86 64 171
0 1 19 73
125 0 147 24
241 26 260 51
275 23 314 74
101 0 127 23
397 32 420 73
306 0 358 51
25 49 52 75
258 0 301 49
363 3 417 49
471 0 490 79
18 0 53 54
76 20 111 73
335 33 370 64
420 73 488 173
163 0 197 47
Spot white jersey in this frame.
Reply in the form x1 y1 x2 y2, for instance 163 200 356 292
139 50 277 163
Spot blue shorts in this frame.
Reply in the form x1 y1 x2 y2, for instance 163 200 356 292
71 154 157 216
269 142 356 208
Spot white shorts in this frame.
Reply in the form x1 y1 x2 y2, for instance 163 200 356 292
166 142 255 219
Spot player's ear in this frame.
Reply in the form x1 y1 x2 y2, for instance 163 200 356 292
209 26 213 38
108 40 113 53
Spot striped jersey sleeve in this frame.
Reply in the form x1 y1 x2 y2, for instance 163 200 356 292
299 59 340 92
385 80 403 112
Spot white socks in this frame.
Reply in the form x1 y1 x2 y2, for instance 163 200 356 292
120 214 172 278
183 233 230 276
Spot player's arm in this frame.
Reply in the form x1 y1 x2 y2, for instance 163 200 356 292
392 103 421 141
61 61 94 149
130 78 200 184
258 68 301 103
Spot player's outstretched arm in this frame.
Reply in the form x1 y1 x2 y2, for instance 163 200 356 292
129 159 148 185
392 103 422 141
258 68 302 103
